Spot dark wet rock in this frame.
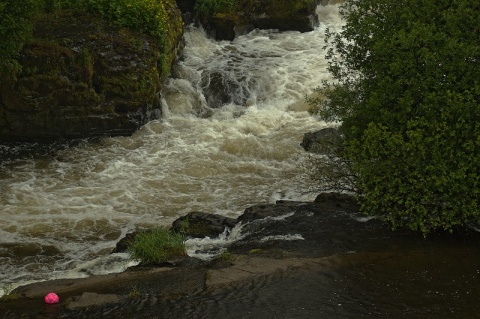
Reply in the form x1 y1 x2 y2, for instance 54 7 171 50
237 201 310 223
301 127 343 154
171 211 237 238
314 192 359 208
176 0 196 13
199 69 250 108
9 266 207 303
113 211 236 254
231 197 383 256
200 0 320 41
112 232 139 254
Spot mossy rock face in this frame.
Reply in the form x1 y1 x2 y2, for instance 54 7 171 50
201 0 319 40
0 8 183 142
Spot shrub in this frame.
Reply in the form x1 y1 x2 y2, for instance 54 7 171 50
128 227 186 265
312 0 480 234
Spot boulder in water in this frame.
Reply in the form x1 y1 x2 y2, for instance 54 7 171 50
171 211 237 238
301 127 343 154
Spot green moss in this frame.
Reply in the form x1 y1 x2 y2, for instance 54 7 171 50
215 250 237 263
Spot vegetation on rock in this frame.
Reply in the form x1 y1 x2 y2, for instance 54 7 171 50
128 227 186 265
310 0 480 234
0 0 184 141
58 0 181 75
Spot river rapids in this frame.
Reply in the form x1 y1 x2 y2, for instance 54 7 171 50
0 4 344 294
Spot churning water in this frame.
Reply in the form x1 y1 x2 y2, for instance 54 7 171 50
0 4 344 294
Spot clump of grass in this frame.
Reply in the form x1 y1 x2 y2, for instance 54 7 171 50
128 226 186 265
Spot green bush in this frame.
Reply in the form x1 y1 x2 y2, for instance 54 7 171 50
194 0 236 18
128 227 186 265
313 0 480 234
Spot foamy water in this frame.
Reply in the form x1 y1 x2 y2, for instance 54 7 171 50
0 3 344 295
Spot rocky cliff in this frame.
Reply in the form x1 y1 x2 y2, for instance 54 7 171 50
0 4 183 142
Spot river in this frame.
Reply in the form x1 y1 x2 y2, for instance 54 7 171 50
0 3 342 295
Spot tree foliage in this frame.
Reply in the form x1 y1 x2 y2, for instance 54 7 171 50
315 0 480 234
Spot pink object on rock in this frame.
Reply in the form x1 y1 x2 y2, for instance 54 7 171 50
44 292 60 304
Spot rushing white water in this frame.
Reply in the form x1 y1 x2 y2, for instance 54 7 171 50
0 3 344 295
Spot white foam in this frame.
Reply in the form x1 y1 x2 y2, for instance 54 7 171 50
259 234 305 242
185 224 246 260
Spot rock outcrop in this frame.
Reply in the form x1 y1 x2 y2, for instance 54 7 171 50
171 211 237 238
196 0 321 41
301 127 343 154
0 5 183 142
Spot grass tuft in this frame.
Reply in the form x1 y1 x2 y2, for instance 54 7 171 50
128 226 186 265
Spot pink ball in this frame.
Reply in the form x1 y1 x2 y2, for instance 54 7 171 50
44 292 60 304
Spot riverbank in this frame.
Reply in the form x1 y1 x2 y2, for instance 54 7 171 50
2 194 480 318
